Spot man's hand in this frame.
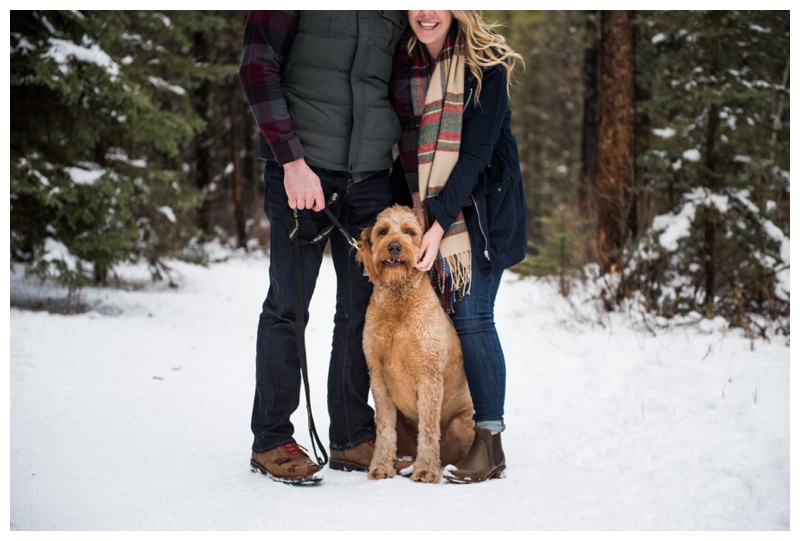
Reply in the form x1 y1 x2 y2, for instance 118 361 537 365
283 158 325 211
415 221 445 272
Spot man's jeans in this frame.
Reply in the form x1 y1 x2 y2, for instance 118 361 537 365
251 161 392 453
449 210 507 432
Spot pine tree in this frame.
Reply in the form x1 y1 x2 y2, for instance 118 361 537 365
10 11 206 294
626 10 789 334
170 11 253 251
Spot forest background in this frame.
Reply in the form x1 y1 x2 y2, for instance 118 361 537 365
8 10 791 337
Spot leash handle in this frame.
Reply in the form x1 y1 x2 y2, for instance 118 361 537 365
286 191 358 250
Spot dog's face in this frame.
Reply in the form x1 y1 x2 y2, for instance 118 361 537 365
356 205 423 286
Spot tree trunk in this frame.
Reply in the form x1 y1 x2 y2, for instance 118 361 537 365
632 19 652 240
193 30 212 236
595 10 636 273
702 13 722 316
579 10 600 264
231 90 247 250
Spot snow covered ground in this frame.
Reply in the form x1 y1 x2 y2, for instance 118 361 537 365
8 251 790 530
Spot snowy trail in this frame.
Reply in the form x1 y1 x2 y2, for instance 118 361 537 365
9 254 790 530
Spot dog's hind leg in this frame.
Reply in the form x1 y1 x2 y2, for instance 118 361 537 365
368 367 398 480
396 412 418 461
410 375 444 483
440 410 476 466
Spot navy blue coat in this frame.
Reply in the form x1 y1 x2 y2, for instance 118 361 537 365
424 64 528 273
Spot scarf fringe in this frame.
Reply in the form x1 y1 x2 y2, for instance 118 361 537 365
434 249 472 313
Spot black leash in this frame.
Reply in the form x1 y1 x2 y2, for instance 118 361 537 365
286 193 359 251
285 192 358 467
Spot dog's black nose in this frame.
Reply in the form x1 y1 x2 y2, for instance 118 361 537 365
388 241 402 255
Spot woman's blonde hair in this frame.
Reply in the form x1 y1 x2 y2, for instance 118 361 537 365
409 10 524 102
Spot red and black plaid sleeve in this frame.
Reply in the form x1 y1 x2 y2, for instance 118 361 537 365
238 10 305 165
390 30 420 195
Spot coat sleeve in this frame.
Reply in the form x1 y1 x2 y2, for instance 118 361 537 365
425 64 508 232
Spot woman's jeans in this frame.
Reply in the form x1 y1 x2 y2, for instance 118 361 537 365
449 241 507 433
251 161 392 453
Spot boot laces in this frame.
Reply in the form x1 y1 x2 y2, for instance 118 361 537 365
280 442 309 457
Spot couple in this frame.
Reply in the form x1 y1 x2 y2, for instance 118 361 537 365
239 10 526 485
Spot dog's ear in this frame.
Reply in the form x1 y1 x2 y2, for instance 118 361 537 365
355 226 371 262
356 226 376 279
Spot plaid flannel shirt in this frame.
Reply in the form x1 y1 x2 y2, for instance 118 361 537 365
238 10 305 166
390 30 420 195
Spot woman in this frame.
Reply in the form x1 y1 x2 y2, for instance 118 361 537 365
392 10 527 483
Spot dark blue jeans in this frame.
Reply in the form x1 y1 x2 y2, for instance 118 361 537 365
449 213 507 432
251 161 392 453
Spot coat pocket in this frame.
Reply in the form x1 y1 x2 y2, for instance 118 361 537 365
484 133 527 267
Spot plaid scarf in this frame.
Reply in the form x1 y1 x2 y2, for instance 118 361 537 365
410 29 470 312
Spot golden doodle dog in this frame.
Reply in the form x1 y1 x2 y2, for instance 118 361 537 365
356 204 475 483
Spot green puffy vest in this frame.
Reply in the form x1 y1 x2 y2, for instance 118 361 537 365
262 11 405 173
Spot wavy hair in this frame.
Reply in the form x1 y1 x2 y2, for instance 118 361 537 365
409 10 524 103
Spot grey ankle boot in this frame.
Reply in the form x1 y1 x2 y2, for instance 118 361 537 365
443 428 506 483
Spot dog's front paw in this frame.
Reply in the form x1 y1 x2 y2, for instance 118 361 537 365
368 464 396 480
410 467 440 484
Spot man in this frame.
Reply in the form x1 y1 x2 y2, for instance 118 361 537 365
239 10 406 484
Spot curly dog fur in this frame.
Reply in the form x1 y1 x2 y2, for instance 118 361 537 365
356 205 475 483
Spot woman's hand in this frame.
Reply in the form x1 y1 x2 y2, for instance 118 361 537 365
415 221 445 271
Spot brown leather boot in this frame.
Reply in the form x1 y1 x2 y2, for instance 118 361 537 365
443 428 506 484
330 439 415 473
329 439 375 471
250 442 322 485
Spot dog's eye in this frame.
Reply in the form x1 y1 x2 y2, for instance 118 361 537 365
404 229 416 236
377 228 388 236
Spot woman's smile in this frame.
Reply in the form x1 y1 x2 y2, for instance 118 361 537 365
409 10 453 58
